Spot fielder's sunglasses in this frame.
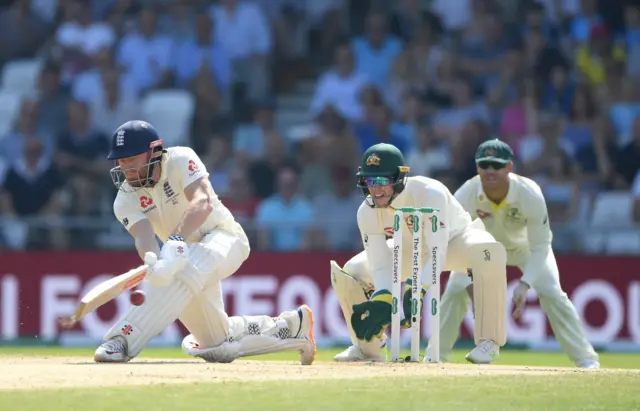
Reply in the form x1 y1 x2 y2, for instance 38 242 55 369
477 161 508 170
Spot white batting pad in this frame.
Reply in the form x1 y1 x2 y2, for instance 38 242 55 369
102 279 193 357
468 242 507 345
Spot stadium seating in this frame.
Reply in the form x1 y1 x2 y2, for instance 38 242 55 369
1 59 43 96
141 90 194 147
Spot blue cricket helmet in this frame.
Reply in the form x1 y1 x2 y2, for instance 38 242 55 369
108 120 165 192
107 120 162 160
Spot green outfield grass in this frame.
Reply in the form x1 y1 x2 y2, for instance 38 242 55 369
1 347 639 411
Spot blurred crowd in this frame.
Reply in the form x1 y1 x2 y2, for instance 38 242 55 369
0 0 640 253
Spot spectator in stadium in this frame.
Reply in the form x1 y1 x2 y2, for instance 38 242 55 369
88 64 142 136
173 13 231 95
388 24 442 110
351 11 403 88
0 138 68 250
1 99 54 164
255 166 314 251
248 131 295 199
353 103 407 154
117 6 173 92
574 116 619 189
562 85 598 157
310 42 369 122
617 115 640 187
33 62 71 139
210 0 272 103
233 101 277 166
189 68 227 153
55 100 109 217
459 10 509 89
568 0 604 45
608 77 640 147
310 165 362 251
406 123 451 178
431 77 491 141
54 0 116 82
218 169 260 243
576 24 626 87
540 63 576 116
203 136 235 197
0 0 51 66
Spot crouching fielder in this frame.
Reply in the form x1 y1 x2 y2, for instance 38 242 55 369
331 143 507 364
94 121 315 364
436 139 599 368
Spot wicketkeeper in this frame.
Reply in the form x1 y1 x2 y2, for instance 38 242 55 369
331 143 508 363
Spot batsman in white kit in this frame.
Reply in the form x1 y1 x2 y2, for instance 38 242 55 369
93 120 316 364
441 139 599 368
331 143 508 363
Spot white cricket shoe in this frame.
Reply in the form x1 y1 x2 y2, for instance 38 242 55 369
576 360 600 369
334 345 385 362
465 339 499 364
94 336 129 363
296 304 316 365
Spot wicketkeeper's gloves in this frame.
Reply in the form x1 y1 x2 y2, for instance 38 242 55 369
400 279 428 329
351 290 392 341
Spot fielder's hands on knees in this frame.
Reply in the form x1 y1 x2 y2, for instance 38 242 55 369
400 279 427 329
511 281 530 320
351 290 392 341
143 235 189 287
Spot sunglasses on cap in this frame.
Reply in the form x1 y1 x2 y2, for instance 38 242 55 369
363 176 393 187
477 161 508 170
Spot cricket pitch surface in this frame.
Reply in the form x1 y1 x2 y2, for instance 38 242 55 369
2 356 636 390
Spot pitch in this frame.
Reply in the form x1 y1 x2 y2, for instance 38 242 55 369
1 347 638 411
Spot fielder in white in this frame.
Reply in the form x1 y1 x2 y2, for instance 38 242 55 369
93 120 315 364
442 139 599 368
331 142 508 364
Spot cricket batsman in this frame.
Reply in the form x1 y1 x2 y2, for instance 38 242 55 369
330 142 508 364
93 120 315 364
431 139 600 368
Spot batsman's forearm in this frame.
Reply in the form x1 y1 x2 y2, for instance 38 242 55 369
172 197 213 240
135 235 161 261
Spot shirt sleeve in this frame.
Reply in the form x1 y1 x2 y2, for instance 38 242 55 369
171 147 210 189
453 179 475 217
357 204 393 291
113 192 147 232
520 186 553 286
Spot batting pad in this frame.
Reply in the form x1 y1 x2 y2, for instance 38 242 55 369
102 279 194 358
330 260 384 355
183 313 308 362
468 243 507 346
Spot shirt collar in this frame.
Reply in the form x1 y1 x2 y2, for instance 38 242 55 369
476 173 516 210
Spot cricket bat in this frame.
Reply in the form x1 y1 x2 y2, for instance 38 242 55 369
59 264 148 328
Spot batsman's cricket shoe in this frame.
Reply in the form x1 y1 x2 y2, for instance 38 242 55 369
465 339 499 364
94 336 129 363
295 304 316 365
576 360 600 369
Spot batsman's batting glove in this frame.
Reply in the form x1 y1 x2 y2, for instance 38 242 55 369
147 235 189 287
400 279 428 329
351 290 393 342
